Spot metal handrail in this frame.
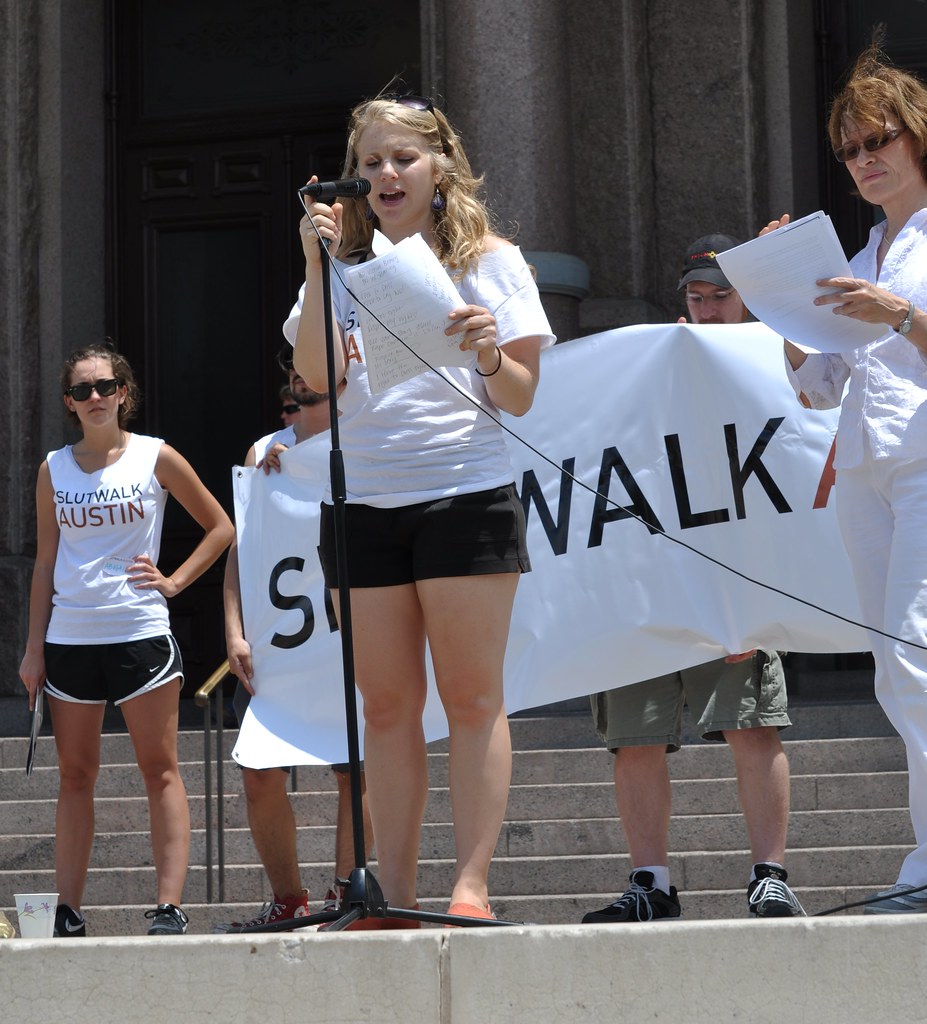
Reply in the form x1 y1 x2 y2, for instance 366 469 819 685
195 660 232 903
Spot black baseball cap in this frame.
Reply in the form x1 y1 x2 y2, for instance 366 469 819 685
677 233 741 290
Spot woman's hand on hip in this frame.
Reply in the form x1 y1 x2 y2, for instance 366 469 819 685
127 554 178 598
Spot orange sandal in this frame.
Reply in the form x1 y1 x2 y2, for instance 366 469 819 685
444 902 495 927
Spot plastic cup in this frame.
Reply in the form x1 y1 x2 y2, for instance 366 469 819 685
14 893 58 938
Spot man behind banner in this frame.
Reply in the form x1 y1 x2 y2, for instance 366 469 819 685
217 350 372 931
582 235 801 923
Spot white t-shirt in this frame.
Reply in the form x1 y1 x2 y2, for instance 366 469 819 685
252 425 296 464
45 433 171 644
283 244 555 507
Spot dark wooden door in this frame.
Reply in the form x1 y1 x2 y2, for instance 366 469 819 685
109 0 420 689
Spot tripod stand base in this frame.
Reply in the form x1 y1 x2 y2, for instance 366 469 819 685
236 866 519 933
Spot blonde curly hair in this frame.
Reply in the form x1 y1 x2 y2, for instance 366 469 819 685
336 97 498 278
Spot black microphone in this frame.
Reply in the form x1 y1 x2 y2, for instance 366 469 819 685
298 178 372 199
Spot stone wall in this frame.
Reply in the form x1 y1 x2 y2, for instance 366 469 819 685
0 0 105 705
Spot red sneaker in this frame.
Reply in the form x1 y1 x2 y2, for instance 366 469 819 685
213 889 310 933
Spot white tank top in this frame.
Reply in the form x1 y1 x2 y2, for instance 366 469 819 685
45 433 171 644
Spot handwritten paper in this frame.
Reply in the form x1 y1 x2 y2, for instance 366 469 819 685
715 211 884 354
344 234 469 393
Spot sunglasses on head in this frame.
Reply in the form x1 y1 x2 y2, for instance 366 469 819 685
382 93 436 116
64 377 121 401
834 125 907 163
281 403 301 415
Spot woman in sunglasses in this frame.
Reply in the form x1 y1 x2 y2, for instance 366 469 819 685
777 43 927 914
19 344 233 936
286 94 555 925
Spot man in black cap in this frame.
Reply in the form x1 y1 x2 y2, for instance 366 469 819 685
677 233 750 325
580 234 798 925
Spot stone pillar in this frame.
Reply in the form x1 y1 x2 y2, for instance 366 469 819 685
0 0 41 705
565 0 665 332
0 0 105 711
647 0 768 310
442 0 587 342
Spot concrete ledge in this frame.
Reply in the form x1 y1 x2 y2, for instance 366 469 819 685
1 917 925 1023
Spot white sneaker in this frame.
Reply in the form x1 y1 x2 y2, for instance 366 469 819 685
863 883 927 915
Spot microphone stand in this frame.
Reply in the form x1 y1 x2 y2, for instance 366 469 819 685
239 231 516 933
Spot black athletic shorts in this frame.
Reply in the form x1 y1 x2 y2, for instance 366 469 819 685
319 483 530 589
44 634 183 705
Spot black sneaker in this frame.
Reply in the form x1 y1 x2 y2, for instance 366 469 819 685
53 903 86 937
747 863 804 917
582 870 682 923
145 903 189 935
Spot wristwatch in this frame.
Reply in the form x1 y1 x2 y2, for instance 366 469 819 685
896 300 916 336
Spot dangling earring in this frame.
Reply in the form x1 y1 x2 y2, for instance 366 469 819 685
365 204 375 221
431 187 446 212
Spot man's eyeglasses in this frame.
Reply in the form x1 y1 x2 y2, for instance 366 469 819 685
686 291 735 304
833 126 907 163
64 377 121 401
281 403 301 415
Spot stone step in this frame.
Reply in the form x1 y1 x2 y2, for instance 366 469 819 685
0 697 898 769
0 806 914 870
1 767 912 836
0 769 910 836
2 735 907 802
0 884 890 937
0 703 909 951
0 844 909 909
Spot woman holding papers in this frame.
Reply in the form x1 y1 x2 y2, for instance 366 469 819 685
18 344 233 936
286 94 554 925
781 44 927 914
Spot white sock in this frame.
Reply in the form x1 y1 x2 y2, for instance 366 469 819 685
749 861 785 884
634 865 671 894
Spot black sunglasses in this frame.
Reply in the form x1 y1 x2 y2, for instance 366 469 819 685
64 377 121 401
383 93 436 116
281 403 301 415
834 126 907 163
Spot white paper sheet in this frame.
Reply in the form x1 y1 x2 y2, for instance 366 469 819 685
344 233 470 393
715 211 885 354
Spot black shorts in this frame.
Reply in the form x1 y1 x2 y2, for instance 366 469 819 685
44 634 183 706
319 484 531 589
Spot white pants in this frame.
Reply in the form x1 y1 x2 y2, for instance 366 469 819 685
837 449 927 885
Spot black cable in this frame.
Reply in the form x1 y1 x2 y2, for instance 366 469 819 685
296 199 927 654
812 882 927 916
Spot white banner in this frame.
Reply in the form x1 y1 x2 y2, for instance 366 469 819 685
232 322 866 769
